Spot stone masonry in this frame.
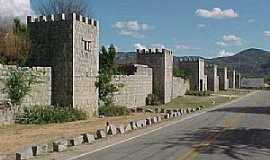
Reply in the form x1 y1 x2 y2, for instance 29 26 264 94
174 57 207 91
112 64 152 108
172 77 190 99
0 65 51 125
228 69 236 89
217 67 229 90
137 49 173 104
205 64 219 92
26 13 99 116
235 72 241 89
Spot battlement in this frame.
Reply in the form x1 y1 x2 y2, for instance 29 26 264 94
177 57 203 62
136 48 173 55
205 63 217 68
27 13 99 28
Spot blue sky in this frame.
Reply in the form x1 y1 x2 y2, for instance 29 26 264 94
29 0 270 57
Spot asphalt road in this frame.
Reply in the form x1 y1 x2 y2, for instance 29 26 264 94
76 91 270 160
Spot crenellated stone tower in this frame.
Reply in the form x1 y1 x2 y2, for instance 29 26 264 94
136 49 173 104
26 13 99 116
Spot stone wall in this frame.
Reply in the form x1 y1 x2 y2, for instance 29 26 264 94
112 64 152 108
26 13 99 117
228 69 236 89
241 78 264 88
172 77 190 99
0 65 51 125
137 49 173 104
205 64 219 92
174 57 207 91
218 67 229 90
235 73 241 88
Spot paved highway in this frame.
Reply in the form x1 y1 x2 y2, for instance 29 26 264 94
75 91 270 160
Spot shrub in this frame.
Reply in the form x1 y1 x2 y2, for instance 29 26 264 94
186 91 210 96
99 105 129 117
5 68 41 105
146 94 160 106
16 106 87 124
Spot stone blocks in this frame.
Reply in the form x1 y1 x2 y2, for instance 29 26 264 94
16 147 33 160
68 135 84 146
106 123 117 136
81 133 95 144
164 113 170 119
53 139 68 152
136 119 146 128
129 121 137 130
151 117 158 123
146 118 152 125
96 129 107 139
116 125 125 134
32 144 48 156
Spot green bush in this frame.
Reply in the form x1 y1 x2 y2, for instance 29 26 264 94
16 106 87 124
5 68 41 105
186 91 210 96
146 94 160 106
99 105 129 117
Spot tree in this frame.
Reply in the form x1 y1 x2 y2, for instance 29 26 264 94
96 45 119 107
0 18 29 65
38 0 90 15
173 67 187 78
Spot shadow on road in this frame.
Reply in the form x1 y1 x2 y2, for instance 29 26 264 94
211 106 270 115
145 127 270 160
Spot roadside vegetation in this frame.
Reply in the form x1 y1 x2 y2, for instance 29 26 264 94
96 45 128 116
16 106 87 124
148 89 250 109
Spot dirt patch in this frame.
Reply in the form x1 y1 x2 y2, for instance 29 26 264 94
0 113 154 155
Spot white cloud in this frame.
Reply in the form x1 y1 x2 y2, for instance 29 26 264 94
113 21 153 38
0 0 34 23
195 8 238 19
197 24 206 28
264 31 270 37
134 43 167 50
134 43 146 50
218 50 235 57
216 41 227 47
222 35 242 45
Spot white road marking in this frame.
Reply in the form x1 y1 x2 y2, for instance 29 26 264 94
67 91 258 160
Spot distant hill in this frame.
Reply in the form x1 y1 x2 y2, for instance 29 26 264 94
207 48 270 77
116 48 270 78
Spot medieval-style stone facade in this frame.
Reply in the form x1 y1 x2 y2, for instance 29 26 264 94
228 69 236 89
26 13 99 116
137 49 173 104
205 64 219 92
217 67 229 90
174 57 207 91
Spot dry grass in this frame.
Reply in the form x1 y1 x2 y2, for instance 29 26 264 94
0 113 154 155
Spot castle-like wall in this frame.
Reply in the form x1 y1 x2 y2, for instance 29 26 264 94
26 13 99 117
241 78 264 88
228 69 236 89
218 67 229 90
137 49 173 104
73 15 99 116
0 65 51 125
174 57 207 91
172 77 190 99
235 73 241 89
205 64 219 92
112 64 152 108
